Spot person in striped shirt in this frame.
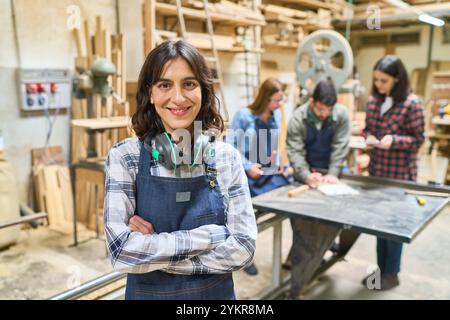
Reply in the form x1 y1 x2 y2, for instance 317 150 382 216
104 40 257 300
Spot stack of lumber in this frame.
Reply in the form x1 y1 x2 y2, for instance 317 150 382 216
260 0 343 48
143 0 265 53
261 4 307 47
264 0 346 27
31 146 78 235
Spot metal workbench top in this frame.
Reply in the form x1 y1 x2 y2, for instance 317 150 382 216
252 174 450 243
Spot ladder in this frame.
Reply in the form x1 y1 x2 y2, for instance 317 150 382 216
175 0 229 122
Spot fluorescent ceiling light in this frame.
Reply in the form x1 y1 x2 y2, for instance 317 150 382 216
418 14 445 27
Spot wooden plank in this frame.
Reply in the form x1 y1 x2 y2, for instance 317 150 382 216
104 29 111 62
75 167 89 223
31 146 64 167
278 105 289 166
94 95 102 118
404 189 450 198
288 185 310 197
72 28 84 57
84 20 93 67
276 0 337 11
262 4 308 19
143 0 156 57
72 96 81 119
120 34 127 100
95 16 104 57
87 183 96 230
105 96 113 117
265 14 307 26
155 2 265 26
126 81 138 116
57 166 74 223
215 0 265 20
432 115 450 126
33 166 46 213
42 166 66 230
81 98 88 118
96 131 102 159
111 34 121 98
71 116 129 130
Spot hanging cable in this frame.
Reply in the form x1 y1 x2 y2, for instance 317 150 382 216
11 0 22 68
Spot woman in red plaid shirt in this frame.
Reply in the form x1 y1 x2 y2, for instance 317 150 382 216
362 55 425 290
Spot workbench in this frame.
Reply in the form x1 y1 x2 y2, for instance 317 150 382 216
251 174 450 299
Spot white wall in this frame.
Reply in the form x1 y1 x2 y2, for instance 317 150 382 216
118 0 143 82
353 24 450 105
0 0 117 202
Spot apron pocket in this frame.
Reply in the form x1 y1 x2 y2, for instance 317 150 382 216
180 211 225 230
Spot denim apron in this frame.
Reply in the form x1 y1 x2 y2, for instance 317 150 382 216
125 141 235 300
246 117 289 197
305 123 334 170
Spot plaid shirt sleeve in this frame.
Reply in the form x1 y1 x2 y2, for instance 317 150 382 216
363 96 377 139
391 98 425 152
164 143 257 274
104 139 229 274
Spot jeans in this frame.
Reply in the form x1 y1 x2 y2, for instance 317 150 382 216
377 237 403 274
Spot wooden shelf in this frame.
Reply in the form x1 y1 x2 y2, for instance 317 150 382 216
156 2 266 27
265 16 308 26
427 131 450 140
432 116 450 126
263 42 299 49
222 47 265 53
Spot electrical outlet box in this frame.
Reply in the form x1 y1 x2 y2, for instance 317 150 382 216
17 69 72 111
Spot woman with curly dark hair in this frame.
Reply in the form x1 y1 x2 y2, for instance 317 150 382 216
104 40 257 300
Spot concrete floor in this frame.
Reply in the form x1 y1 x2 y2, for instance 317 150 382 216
234 206 450 300
0 206 449 300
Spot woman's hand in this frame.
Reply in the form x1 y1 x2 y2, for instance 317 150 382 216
365 135 380 150
376 135 393 150
247 164 264 180
129 215 154 235
275 165 284 175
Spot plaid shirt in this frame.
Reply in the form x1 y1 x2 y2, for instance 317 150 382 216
363 94 425 181
104 137 257 274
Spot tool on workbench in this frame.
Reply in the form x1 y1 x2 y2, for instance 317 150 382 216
416 197 426 206
288 185 310 197
405 190 449 198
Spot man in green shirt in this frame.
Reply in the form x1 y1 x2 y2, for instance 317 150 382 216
285 80 351 298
